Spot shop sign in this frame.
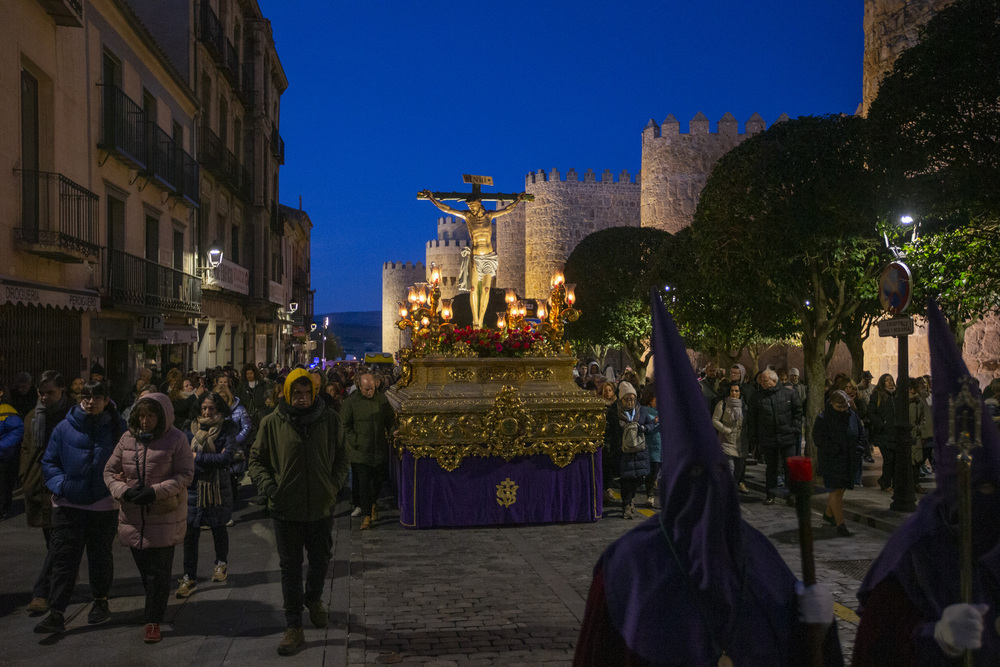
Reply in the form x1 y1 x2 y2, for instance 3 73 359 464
136 314 165 339
201 258 250 295
1 279 100 312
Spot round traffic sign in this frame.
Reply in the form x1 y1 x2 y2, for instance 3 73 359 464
879 261 912 315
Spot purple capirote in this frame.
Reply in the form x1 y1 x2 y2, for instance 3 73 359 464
599 289 841 664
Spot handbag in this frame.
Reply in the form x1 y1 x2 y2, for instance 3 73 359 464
621 421 646 454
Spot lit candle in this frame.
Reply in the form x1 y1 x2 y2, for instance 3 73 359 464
497 312 506 329
398 301 408 319
505 288 517 305
536 300 546 319
440 299 452 320
430 263 441 284
553 271 565 286
420 316 430 327
407 287 417 304
565 283 576 306
417 283 428 304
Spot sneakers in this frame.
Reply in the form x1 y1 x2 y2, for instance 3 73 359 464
763 496 776 505
837 523 853 537
646 496 655 508
26 597 49 615
226 519 236 527
738 483 749 493
143 623 161 643
371 505 379 521
306 600 329 628
360 516 373 530
212 562 228 582
175 575 197 598
277 626 305 656
88 599 111 624
351 506 363 517
34 611 65 634
623 505 634 520
603 488 615 503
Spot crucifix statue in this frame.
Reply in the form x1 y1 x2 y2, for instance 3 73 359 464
418 175 532 329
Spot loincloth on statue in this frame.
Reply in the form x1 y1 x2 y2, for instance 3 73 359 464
458 249 498 291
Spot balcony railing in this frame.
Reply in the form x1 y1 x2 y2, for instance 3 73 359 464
174 149 200 205
239 61 255 108
101 248 202 314
223 38 240 87
198 125 251 201
198 0 224 61
146 122 179 191
270 124 285 165
99 84 147 169
14 170 100 263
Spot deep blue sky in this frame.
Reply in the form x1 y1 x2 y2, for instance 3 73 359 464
259 1 864 313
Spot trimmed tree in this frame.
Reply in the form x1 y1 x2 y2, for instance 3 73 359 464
691 114 883 451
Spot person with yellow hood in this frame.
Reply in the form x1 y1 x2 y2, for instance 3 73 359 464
249 368 348 656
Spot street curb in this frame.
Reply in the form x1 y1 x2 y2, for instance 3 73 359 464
743 478 904 535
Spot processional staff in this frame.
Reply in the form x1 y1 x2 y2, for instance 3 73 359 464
948 376 982 667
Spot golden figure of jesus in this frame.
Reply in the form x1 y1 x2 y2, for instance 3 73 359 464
419 188 526 329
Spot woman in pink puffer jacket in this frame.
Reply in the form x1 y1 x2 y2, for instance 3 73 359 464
104 393 193 644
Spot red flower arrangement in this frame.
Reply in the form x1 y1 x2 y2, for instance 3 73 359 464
414 325 546 358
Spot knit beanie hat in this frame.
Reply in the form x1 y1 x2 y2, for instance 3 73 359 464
618 381 637 398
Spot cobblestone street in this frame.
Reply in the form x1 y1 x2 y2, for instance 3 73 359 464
0 465 903 665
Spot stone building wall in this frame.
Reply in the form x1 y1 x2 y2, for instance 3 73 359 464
425 216 470 301
517 168 641 300
640 112 776 233
381 260 425 353
496 205 526 298
860 0 958 116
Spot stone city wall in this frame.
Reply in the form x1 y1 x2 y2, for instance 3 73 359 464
640 112 779 234
860 0 957 116
381 260 426 354
519 168 641 300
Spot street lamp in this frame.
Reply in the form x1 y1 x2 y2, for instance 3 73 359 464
320 316 329 369
289 301 299 314
207 241 224 269
879 214 919 513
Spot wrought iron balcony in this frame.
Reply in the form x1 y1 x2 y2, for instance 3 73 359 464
145 122 179 192
222 38 240 87
270 124 285 165
100 248 202 315
239 61 255 108
99 84 147 170
197 125 225 174
198 0 224 61
172 149 200 205
34 0 83 27
14 170 100 263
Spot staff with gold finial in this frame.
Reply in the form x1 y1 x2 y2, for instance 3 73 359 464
948 376 983 667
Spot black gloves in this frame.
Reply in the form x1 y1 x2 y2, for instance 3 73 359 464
122 487 142 503
134 486 156 506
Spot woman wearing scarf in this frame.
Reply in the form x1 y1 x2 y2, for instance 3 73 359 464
713 381 748 486
103 393 193 644
576 293 840 666
213 374 252 513
174 392 236 599
870 373 901 492
814 390 867 537
604 381 655 519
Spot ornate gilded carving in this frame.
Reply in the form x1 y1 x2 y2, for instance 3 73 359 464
447 368 476 382
478 367 524 383
526 367 553 382
448 340 477 358
483 386 536 461
496 478 518 507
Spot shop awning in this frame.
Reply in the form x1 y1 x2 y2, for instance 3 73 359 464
147 326 199 345
0 275 100 312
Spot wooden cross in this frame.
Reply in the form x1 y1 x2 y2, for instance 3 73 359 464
416 174 535 204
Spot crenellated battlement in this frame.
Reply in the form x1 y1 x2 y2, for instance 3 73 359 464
382 260 426 271
642 111 779 140
525 167 640 185
426 239 470 249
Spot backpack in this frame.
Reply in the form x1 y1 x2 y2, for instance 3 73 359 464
621 421 646 454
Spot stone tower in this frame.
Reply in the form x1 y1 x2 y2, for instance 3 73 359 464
640 112 778 234
424 216 471 301
497 168 641 300
861 0 959 116
381 260 426 353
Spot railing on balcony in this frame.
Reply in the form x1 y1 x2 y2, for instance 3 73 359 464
14 170 100 262
198 125 251 201
198 125 224 173
240 164 253 202
173 149 200 204
223 38 240 86
293 266 309 288
240 61 255 108
99 84 147 169
102 248 202 314
146 122 179 191
198 0 224 60
270 124 285 165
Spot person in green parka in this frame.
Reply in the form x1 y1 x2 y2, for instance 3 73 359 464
340 372 396 530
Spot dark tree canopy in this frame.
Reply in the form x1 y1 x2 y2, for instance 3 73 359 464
564 226 675 378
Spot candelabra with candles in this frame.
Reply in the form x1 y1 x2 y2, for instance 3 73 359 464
535 271 579 351
396 263 454 355
497 289 530 331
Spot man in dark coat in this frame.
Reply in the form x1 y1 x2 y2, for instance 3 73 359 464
748 369 803 504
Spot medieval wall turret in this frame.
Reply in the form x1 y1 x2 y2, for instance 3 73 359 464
425 216 471 301
640 112 779 234
497 168 640 300
381 260 425 353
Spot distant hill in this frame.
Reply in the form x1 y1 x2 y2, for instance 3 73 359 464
314 311 382 358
